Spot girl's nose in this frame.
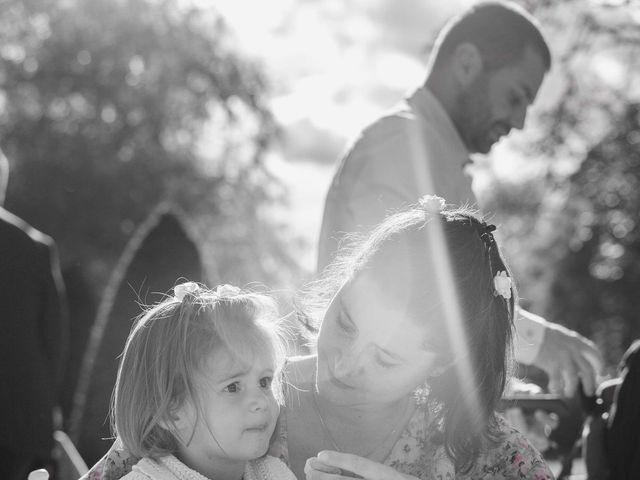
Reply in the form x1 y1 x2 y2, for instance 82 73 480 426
248 387 269 412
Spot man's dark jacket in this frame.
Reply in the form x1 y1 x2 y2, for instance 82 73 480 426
0 207 67 456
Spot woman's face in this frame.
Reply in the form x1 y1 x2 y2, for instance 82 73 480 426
316 269 440 407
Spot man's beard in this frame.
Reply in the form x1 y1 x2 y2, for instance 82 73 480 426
452 75 493 154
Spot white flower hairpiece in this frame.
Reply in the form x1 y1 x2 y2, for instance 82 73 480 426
214 284 241 297
174 282 200 302
418 195 446 213
493 271 512 300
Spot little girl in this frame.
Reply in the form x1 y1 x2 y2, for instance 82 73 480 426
110 281 296 480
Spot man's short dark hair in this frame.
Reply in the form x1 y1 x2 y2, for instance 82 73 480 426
431 1 551 72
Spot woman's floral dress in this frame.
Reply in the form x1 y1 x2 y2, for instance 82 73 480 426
270 399 553 480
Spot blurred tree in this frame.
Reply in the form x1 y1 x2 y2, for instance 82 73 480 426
545 104 640 371
481 0 640 370
71 207 205 463
0 0 299 293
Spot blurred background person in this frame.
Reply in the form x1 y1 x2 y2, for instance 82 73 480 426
583 339 640 480
0 149 68 480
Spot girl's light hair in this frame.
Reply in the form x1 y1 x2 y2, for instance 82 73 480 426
111 282 287 459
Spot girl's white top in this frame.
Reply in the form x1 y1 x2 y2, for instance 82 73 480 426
121 454 296 480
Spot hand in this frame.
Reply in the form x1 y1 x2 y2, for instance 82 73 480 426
28 470 49 480
305 451 417 480
534 321 603 397
504 408 559 453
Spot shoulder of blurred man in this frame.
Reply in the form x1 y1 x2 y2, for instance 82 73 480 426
331 87 466 192
333 96 419 179
0 206 55 250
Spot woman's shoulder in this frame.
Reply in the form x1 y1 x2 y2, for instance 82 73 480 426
467 415 554 480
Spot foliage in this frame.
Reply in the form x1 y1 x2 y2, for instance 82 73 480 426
0 0 299 291
545 104 640 370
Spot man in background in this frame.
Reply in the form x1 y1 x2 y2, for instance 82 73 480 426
318 1 602 397
0 148 68 480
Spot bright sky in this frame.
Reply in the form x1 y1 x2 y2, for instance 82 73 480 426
215 0 468 146
192 0 636 272
210 0 478 271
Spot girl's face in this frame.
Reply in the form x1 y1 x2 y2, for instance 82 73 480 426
172 340 279 475
316 269 440 407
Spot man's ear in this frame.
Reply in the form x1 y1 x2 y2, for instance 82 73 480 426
451 42 483 87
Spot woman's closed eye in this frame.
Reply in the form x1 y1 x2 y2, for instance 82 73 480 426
375 352 400 369
337 310 357 335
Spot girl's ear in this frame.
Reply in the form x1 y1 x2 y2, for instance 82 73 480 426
450 42 484 87
158 413 180 433
159 402 194 435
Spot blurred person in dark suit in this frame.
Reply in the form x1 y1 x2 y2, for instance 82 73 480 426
584 340 640 480
0 148 68 480
604 340 640 479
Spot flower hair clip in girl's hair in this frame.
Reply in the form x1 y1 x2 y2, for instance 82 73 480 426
418 195 446 213
493 271 512 300
214 284 241 297
479 223 497 246
174 282 200 302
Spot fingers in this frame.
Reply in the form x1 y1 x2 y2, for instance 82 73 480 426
545 346 591 397
305 457 345 480
557 333 599 396
504 407 528 433
537 324 604 397
314 451 409 480
582 338 605 374
533 409 559 432
561 354 581 398
546 362 567 396
573 345 597 396
306 457 342 475
317 451 369 479
28 470 50 480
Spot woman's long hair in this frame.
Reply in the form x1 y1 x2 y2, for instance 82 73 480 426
298 204 516 472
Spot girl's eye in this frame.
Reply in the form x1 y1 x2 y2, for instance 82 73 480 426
224 381 241 393
259 376 273 389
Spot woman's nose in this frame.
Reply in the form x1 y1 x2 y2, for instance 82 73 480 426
333 346 368 379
